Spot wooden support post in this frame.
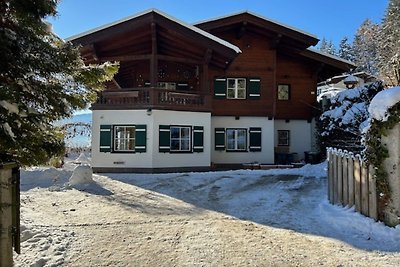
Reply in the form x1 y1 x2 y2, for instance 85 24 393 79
354 158 362 212
202 49 212 93
150 22 158 87
342 156 349 206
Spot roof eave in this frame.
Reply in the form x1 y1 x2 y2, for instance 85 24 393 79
66 9 241 56
194 11 319 47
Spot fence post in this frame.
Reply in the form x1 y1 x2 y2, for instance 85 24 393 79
348 155 355 207
342 155 349 206
361 162 369 216
354 157 362 213
337 152 343 205
368 165 378 220
0 164 14 267
333 152 338 204
328 149 334 203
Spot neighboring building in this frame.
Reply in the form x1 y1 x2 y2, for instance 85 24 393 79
68 9 354 172
317 71 377 101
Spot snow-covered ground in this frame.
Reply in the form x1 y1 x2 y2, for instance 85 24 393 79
14 157 400 266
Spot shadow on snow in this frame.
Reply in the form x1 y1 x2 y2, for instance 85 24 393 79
103 170 400 253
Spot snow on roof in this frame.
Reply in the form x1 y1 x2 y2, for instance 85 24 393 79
368 86 400 121
306 48 355 66
66 9 241 54
343 74 359 83
194 10 318 40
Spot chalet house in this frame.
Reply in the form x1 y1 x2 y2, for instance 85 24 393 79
68 9 354 172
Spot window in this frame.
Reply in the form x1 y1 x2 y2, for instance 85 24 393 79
226 129 247 151
227 78 246 99
157 82 176 90
170 126 191 152
278 130 290 146
114 126 135 151
277 84 290 100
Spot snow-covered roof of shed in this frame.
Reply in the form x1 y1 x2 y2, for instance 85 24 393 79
306 48 355 66
343 74 359 83
194 10 318 40
66 9 241 54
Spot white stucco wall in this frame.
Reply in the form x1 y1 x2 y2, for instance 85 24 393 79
211 116 274 164
92 110 154 169
274 120 313 161
91 110 211 169
152 110 211 168
382 124 400 226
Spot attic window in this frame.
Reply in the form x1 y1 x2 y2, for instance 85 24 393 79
227 78 246 99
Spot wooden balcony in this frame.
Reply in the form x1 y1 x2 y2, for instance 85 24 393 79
91 88 212 112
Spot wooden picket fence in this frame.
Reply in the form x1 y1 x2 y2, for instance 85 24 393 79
327 148 378 221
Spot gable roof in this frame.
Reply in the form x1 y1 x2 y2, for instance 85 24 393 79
195 11 319 49
67 9 241 54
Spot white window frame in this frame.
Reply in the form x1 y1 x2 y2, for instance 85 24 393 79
113 125 135 152
170 126 191 152
278 130 290 146
226 128 247 151
227 78 246 99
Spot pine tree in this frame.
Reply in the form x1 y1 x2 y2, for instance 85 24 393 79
352 19 380 75
0 0 118 165
338 36 355 62
319 37 337 55
378 0 400 86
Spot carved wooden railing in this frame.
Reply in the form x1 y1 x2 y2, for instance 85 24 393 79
92 88 211 112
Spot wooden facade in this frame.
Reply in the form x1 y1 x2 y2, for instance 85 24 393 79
196 12 352 119
69 10 353 119
68 9 356 172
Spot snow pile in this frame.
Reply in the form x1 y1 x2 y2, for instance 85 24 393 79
68 165 93 186
368 86 400 121
20 167 71 191
16 225 74 267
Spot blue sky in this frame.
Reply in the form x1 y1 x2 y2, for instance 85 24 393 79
49 0 388 47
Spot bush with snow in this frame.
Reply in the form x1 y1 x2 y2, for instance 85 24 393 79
318 81 384 153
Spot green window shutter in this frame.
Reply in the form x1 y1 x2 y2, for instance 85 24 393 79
249 127 262 151
215 128 226 150
135 125 147 153
159 125 170 153
248 78 261 99
193 126 204 152
214 78 227 99
100 125 112 152
176 82 189 90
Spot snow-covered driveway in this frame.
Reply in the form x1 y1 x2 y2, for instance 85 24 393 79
15 163 400 266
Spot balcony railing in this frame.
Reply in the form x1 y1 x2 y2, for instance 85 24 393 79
91 88 211 112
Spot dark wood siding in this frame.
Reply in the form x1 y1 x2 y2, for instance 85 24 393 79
210 31 275 117
275 53 317 119
208 30 318 120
